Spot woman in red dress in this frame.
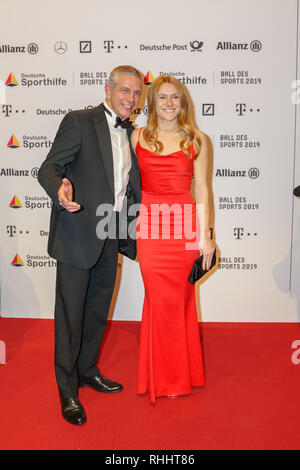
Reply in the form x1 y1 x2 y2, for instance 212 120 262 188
131 76 215 403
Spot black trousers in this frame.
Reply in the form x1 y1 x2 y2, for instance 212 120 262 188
54 235 119 397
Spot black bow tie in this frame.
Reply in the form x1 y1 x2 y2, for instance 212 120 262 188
104 105 132 129
114 116 132 129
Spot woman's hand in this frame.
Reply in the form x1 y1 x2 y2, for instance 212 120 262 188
199 236 215 271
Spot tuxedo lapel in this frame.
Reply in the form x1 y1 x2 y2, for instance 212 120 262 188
127 127 141 197
92 104 114 195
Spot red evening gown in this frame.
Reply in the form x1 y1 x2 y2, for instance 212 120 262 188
136 135 206 403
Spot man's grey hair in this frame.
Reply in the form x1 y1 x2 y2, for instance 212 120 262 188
108 65 143 89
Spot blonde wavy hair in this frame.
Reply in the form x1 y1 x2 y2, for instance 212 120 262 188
143 75 201 158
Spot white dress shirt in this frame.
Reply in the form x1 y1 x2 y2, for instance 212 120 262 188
104 101 132 212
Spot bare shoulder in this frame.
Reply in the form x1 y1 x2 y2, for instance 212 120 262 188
193 130 211 169
131 127 143 148
131 127 139 140
195 129 210 147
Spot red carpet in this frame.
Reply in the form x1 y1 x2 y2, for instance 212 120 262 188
0 318 299 450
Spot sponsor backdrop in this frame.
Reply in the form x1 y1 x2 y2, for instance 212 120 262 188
0 0 299 321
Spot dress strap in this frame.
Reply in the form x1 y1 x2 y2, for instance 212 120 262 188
191 141 195 158
135 127 143 152
138 127 143 142
187 141 195 158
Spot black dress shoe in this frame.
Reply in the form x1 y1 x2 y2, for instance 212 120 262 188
79 374 123 393
60 395 86 425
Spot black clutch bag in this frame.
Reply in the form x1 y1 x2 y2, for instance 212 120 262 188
188 249 217 284
293 186 300 197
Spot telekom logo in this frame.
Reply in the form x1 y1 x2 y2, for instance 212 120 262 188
0 340 6 364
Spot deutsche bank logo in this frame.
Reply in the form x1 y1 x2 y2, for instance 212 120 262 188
202 104 214 116
80 41 92 53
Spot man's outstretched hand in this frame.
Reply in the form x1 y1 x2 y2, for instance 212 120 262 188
58 178 81 212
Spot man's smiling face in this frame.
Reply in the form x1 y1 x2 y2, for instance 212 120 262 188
105 74 142 119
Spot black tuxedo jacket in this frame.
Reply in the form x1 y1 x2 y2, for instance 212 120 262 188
38 103 141 269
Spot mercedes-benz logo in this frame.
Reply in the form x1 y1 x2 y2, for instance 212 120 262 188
54 41 67 54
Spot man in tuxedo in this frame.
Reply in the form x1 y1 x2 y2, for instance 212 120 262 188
38 65 143 425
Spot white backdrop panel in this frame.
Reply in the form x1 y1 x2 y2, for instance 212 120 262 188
0 0 299 321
